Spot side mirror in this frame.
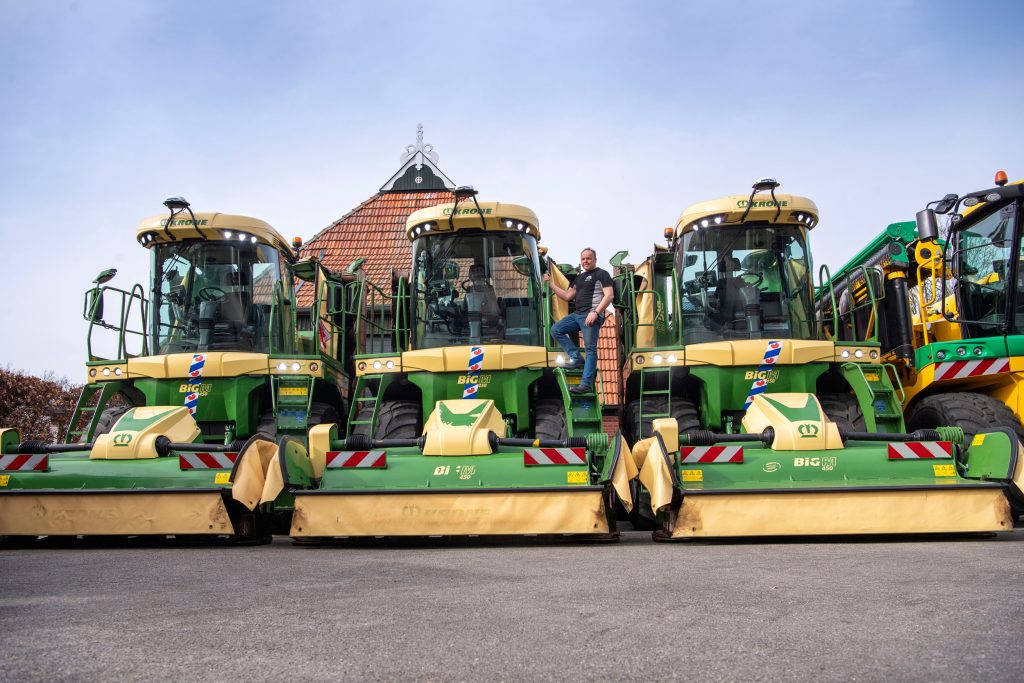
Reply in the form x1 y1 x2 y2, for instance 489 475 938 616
86 288 104 322
915 209 940 242
293 259 317 282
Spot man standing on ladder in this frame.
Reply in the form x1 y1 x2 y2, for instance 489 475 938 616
545 248 614 394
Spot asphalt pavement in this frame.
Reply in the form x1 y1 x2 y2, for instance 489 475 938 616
1 530 1022 681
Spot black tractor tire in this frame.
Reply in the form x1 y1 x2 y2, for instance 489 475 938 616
533 398 568 441
307 402 339 429
374 400 422 440
625 395 700 444
257 411 278 440
349 404 375 437
907 392 1024 443
86 405 132 440
818 393 867 433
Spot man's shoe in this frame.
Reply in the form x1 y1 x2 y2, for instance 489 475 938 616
569 384 593 394
563 358 585 370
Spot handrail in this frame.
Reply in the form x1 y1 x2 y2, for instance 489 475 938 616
817 263 839 341
83 284 148 362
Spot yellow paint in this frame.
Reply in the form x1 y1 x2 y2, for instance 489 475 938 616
864 372 880 381
0 475 8 486
972 434 987 446
405 202 541 241
136 211 294 257
610 434 639 513
652 418 678 450
548 263 571 323
567 471 589 484
214 472 231 484
308 423 337 479
634 436 676 513
742 394 845 451
681 469 703 482
675 193 819 237
633 260 656 349
933 464 957 477
401 345 548 373
669 488 1011 538
422 399 505 456
684 339 834 367
230 437 279 511
91 406 200 460
355 356 402 376
128 352 268 379
0 492 235 536
279 386 308 396
290 490 610 537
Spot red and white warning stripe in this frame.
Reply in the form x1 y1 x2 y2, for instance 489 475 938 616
178 452 239 469
0 454 48 471
325 450 387 469
932 357 1010 381
887 442 953 459
679 446 744 464
523 447 587 465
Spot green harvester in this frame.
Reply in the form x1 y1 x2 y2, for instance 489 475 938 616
0 197 358 541
278 188 635 540
613 179 1023 539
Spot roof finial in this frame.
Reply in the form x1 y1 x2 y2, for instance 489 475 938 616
401 123 439 170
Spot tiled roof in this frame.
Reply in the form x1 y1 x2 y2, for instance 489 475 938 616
297 191 454 304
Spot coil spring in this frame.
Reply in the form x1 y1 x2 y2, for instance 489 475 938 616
935 426 965 446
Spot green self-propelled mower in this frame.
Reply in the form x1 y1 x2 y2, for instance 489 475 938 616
614 179 1024 539
0 198 358 541
278 190 636 539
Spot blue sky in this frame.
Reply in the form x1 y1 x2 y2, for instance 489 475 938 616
1 1 1022 379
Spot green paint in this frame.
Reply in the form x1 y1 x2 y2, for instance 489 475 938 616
760 395 821 422
439 402 487 427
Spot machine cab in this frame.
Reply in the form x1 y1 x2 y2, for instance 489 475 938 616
673 188 819 345
945 179 1024 338
405 201 545 349
137 212 298 355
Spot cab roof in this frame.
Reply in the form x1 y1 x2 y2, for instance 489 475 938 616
675 192 819 236
136 212 294 257
405 201 541 241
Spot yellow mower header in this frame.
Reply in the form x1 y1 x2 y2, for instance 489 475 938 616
136 212 295 257
406 202 541 241
675 193 819 237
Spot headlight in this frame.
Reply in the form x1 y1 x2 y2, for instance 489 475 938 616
840 350 851 359
652 354 663 364
373 360 382 370
854 349 863 359
385 360 395 369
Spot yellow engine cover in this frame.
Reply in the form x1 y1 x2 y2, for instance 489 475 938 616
742 393 845 451
422 399 506 456
91 406 201 460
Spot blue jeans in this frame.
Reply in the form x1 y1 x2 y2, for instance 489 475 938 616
550 312 603 387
